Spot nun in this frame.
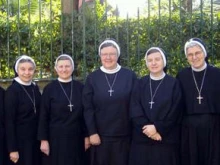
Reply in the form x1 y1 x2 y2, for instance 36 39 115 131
83 39 137 165
4 55 41 165
177 38 220 165
38 54 89 165
129 47 182 165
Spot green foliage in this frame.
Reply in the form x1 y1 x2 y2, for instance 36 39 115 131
0 0 220 80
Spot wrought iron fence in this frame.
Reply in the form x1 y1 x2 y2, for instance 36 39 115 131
0 0 219 85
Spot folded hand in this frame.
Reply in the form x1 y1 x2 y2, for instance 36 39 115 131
89 134 101 146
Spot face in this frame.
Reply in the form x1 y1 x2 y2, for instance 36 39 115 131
100 46 118 70
17 62 35 83
146 52 164 77
186 45 205 69
55 60 73 80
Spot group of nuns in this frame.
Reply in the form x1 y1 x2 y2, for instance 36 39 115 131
0 37 220 165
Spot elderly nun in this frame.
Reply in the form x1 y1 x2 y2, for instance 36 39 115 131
177 38 220 165
38 54 89 165
83 39 137 165
5 55 41 165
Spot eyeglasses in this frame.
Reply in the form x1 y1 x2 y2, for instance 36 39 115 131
187 51 203 59
100 53 117 57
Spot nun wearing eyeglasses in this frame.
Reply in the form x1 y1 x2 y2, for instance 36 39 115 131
129 47 182 165
176 38 220 165
38 54 89 165
4 55 41 165
83 39 136 165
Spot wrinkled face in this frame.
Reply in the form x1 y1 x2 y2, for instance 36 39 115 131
17 62 35 83
55 59 73 80
186 45 205 69
100 46 118 70
146 52 164 77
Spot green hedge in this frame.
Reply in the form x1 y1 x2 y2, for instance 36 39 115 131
0 2 220 80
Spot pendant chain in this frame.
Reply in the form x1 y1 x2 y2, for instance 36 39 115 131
58 80 74 112
191 68 207 104
149 77 164 109
105 73 118 97
20 85 36 113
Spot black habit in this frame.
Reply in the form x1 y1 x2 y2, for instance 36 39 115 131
83 67 136 165
38 80 86 165
177 65 220 165
0 86 6 165
129 74 182 165
5 80 41 165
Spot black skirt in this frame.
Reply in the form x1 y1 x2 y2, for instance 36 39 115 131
181 114 220 165
0 130 6 165
129 141 180 165
90 136 130 165
49 135 85 165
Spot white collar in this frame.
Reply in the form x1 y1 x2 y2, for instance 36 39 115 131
150 71 166 80
191 62 207 72
58 77 72 83
100 63 121 74
14 77 32 86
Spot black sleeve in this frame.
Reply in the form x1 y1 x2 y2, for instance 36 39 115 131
176 72 187 115
37 85 50 140
0 87 4 129
79 83 89 138
81 115 89 138
83 75 98 136
5 86 19 152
